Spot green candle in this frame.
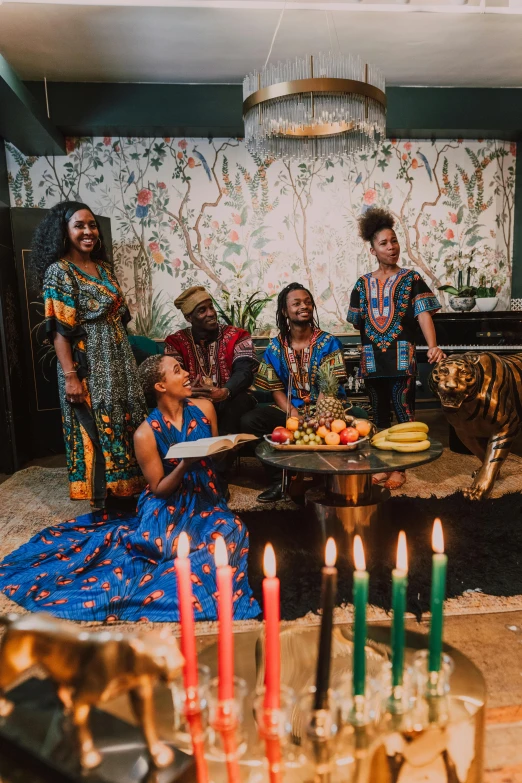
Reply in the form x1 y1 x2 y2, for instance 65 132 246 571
352 535 369 697
429 519 448 672
391 531 408 688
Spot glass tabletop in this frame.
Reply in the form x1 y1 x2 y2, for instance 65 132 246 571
255 439 443 475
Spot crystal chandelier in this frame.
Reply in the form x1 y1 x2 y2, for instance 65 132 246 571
243 53 386 161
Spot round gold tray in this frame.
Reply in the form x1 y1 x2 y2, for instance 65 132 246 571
263 434 369 452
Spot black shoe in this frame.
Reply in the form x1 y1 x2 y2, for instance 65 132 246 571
257 482 284 503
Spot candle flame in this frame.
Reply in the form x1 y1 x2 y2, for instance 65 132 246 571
178 531 189 559
263 543 276 578
353 535 366 571
432 518 444 554
325 538 337 568
214 535 228 567
396 531 408 572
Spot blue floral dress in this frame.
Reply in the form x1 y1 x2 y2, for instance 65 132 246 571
0 403 260 623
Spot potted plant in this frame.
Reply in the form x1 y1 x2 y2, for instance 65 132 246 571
212 289 274 334
439 251 478 312
438 277 477 312
475 276 498 312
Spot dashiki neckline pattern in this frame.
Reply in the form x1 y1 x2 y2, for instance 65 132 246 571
282 330 322 396
361 269 413 351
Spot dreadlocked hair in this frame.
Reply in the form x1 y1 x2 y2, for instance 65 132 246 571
276 282 320 344
138 355 166 406
31 200 110 289
358 207 395 245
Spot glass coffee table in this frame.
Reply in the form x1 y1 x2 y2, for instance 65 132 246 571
255 440 443 547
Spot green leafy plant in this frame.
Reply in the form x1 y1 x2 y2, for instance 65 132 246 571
438 253 477 297
212 290 274 334
475 275 497 298
130 291 176 338
438 283 477 297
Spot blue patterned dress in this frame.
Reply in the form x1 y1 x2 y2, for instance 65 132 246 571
0 403 260 623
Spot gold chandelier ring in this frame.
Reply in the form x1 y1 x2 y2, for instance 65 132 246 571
242 77 386 116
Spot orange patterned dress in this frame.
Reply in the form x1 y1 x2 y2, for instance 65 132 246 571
43 260 147 505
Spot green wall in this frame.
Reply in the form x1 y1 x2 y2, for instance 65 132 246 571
21 82 522 142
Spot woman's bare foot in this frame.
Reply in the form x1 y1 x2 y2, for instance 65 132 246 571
372 472 391 485
383 471 406 490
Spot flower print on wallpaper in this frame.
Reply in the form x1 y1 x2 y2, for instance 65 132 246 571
6 137 515 337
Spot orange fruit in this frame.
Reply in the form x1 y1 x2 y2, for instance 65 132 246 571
316 425 329 439
354 419 371 437
330 419 346 434
324 431 341 446
286 417 299 431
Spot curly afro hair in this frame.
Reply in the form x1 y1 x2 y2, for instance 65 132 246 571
138 355 167 403
31 200 110 289
358 207 395 245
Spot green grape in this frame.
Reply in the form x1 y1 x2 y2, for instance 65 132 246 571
302 434 310 443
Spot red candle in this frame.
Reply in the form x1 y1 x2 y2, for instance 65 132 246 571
174 532 198 691
263 543 280 711
215 535 234 701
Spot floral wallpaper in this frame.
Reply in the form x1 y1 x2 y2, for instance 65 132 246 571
6 136 516 337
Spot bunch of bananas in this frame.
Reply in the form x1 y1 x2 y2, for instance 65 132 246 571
371 422 431 452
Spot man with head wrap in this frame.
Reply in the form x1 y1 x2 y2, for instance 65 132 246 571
165 285 258 439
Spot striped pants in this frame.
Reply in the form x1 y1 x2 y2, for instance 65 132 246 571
365 376 416 429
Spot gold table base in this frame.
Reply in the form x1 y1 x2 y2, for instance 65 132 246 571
306 473 391 551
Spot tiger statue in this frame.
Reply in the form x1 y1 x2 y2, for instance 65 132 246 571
430 351 522 500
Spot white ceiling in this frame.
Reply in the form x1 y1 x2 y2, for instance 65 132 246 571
0 1 522 86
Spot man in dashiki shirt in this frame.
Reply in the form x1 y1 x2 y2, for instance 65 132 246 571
165 286 258 437
240 282 351 502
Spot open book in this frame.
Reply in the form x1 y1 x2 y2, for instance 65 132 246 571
165 434 258 460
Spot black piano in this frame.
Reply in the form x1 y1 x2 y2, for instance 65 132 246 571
415 311 522 358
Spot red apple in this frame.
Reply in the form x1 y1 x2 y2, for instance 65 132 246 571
271 426 292 443
339 427 359 444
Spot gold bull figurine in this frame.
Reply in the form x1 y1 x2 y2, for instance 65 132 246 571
0 612 184 770
431 351 522 500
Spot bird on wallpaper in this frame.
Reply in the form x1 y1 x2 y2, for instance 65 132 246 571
124 171 136 191
192 149 212 181
354 173 363 185
416 151 433 182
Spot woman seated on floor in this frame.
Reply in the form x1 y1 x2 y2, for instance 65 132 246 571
0 354 260 623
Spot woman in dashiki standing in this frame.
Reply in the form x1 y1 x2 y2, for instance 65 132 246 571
36 201 147 508
347 207 445 490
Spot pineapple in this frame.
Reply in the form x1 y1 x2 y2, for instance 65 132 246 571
315 363 347 420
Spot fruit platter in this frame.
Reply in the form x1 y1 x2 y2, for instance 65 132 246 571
265 412 374 451
370 421 432 452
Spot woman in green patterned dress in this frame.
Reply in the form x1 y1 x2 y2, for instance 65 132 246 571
34 201 148 508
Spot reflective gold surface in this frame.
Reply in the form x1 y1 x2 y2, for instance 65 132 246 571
199 624 486 782
242 77 387 116
0 612 184 770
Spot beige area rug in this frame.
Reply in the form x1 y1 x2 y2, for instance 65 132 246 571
394 450 522 499
0 452 521 630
